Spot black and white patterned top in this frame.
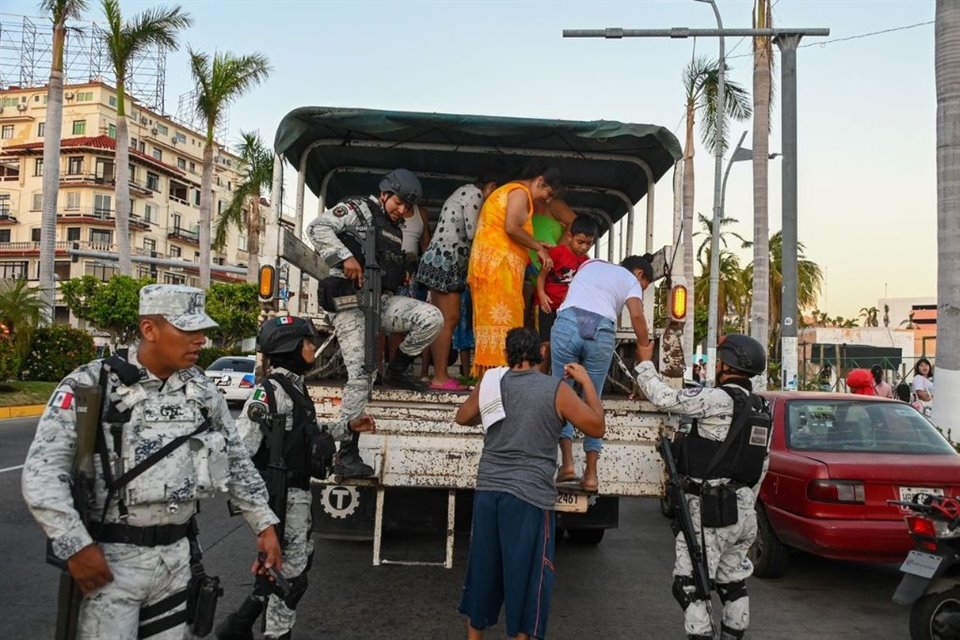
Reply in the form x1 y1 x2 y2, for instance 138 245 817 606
415 184 483 293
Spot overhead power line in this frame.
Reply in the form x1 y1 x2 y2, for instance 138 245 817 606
728 20 934 59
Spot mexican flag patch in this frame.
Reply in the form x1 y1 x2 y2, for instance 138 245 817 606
49 389 74 410
252 388 268 403
276 316 294 326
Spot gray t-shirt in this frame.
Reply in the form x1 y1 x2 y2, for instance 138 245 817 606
475 369 564 510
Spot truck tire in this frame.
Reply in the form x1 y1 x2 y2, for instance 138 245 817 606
749 504 790 579
909 586 960 640
567 528 605 545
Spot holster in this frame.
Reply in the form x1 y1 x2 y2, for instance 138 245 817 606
700 484 739 528
185 520 223 637
318 276 356 313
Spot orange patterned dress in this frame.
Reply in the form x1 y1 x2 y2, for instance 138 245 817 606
467 182 534 375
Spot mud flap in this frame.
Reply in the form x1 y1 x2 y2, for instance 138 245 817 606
893 573 930 605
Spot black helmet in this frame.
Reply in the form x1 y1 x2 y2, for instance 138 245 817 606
378 168 422 204
258 316 318 355
717 333 766 376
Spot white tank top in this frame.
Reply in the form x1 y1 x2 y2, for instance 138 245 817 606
401 206 425 254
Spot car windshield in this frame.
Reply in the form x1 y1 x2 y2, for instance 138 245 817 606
206 358 255 373
786 400 956 454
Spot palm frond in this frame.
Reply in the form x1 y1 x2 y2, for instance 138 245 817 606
42 0 89 23
191 51 270 141
696 60 753 155
123 5 192 58
212 182 253 250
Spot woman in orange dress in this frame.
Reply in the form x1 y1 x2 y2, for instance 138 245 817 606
467 164 562 375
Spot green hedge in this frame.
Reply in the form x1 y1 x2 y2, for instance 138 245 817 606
20 326 96 382
0 336 20 382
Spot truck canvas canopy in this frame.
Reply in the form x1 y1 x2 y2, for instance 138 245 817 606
273 106 682 247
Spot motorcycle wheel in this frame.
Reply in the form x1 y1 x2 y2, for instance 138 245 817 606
910 586 960 640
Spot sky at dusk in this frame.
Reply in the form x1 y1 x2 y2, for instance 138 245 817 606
1 0 938 319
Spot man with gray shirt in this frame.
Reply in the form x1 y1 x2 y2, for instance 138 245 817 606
454 328 605 640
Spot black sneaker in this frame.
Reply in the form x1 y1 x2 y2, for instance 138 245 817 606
381 364 428 392
333 448 374 479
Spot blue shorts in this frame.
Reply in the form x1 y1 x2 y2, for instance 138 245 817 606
458 490 556 639
453 287 475 351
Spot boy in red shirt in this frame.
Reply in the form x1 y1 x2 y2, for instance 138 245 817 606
535 216 598 371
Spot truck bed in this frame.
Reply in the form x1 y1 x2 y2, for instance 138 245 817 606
308 384 668 497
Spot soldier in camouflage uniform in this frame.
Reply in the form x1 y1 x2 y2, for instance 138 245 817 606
634 334 772 640
21 284 283 640
307 169 442 478
217 316 375 640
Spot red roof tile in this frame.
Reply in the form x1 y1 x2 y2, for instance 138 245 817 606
1 135 188 178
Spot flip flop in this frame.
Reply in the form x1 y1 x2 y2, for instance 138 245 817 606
580 478 599 492
556 470 580 483
429 378 467 392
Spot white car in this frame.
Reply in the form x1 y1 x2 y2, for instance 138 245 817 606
206 355 257 405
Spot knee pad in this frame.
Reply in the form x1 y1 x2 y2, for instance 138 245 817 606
716 580 748 605
283 572 309 610
720 623 746 640
672 575 698 611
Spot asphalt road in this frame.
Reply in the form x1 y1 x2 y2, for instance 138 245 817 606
1 416 910 639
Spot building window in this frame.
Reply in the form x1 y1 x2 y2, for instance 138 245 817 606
163 272 186 285
169 181 188 203
108 95 117 107
31 228 42 242
32 192 43 210
0 261 28 279
0 194 9 216
169 245 181 258
189 161 196 173
174 132 187 144
156 124 169 136
38 122 45 137
94 194 112 216
1 125 13 139
34 158 43 177
0 230 10 243
146 172 159 191
172 213 182 230
194 190 200 206
90 229 112 245
108 123 116 139
95 159 115 182
177 157 186 170
130 137 137 150
128 164 136 183
152 147 162 161
76 91 94 102
143 238 156 253
138 141 146 153
144 203 155 223
66 227 81 242
72 120 86 135
85 262 117 282
66 192 80 210
55 261 71 281
67 156 83 175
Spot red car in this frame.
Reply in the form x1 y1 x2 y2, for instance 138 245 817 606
749 391 960 578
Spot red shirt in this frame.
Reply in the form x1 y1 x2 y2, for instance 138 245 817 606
539 244 589 308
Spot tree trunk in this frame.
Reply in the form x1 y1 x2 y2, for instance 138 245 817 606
246 196 260 283
933 0 960 442
114 83 132 276
39 47 64 325
199 138 215 288
681 102 696 367
751 0 772 388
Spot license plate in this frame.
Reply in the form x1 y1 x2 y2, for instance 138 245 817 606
216 377 232 387
555 492 588 513
900 550 943 579
899 486 944 504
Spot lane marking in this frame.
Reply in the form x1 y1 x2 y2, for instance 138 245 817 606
0 464 24 474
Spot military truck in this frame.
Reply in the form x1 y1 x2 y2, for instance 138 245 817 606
258 107 688 567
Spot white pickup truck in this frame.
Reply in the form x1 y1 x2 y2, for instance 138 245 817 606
259 107 688 567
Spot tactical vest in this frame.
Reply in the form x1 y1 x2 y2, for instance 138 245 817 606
337 196 406 293
251 374 317 490
679 386 771 486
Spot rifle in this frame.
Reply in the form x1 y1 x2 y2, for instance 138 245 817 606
262 403 288 543
658 434 712 602
359 225 382 380
51 384 103 640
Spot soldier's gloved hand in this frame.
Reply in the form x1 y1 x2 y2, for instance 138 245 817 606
349 415 377 434
342 257 364 287
67 543 114 594
253 525 283 576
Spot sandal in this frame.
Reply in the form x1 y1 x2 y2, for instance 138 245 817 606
429 378 467 391
556 469 580 483
580 477 599 492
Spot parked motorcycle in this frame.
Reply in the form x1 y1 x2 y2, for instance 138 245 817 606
891 493 960 640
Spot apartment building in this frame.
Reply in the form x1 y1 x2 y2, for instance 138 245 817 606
0 81 254 323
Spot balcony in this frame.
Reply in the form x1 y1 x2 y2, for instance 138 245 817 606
168 226 200 246
0 212 18 224
0 239 92 257
57 207 150 230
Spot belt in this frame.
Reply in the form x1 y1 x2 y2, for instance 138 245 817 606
88 521 191 547
682 479 746 496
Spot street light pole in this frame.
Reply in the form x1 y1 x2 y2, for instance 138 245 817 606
698 0 726 387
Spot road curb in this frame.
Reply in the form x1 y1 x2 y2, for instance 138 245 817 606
0 405 46 420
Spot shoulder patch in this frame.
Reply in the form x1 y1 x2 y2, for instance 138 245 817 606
682 387 704 397
48 388 75 410
332 204 349 218
251 387 269 404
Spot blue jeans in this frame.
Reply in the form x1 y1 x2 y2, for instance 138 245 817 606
550 307 615 453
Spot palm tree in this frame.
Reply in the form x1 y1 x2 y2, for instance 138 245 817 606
0 279 50 364
751 0 775 369
692 212 749 263
38 0 89 325
934 0 960 440
859 306 879 328
189 49 270 289
213 131 272 283
681 56 752 363
102 0 191 276
694 246 745 344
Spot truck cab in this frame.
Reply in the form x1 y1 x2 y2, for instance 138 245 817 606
260 106 687 566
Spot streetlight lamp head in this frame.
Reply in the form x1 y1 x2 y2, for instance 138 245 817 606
769 152 782 159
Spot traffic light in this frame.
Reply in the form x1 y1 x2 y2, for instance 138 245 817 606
669 284 687 321
258 264 277 301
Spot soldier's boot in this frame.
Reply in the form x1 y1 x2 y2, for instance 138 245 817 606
215 596 263 640
334 444 374 479
381 351 427 392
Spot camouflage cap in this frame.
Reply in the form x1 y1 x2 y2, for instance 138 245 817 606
139 284 218 331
